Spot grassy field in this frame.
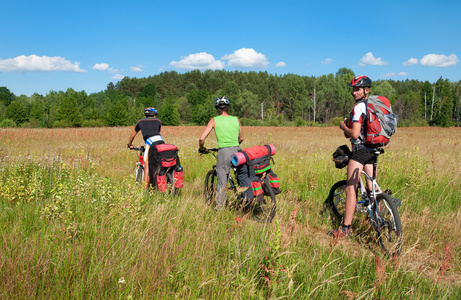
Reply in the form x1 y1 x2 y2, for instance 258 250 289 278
0 126 460 299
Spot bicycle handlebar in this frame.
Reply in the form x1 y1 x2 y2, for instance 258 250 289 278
129 146 145 151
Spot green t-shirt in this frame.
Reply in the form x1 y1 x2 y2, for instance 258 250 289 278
214 115 240 148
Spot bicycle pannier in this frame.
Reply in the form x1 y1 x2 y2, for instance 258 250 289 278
365 95 398 147
155 144 178 167
174 165 183 189
267 169 281 195
233 144 281 199
157 173 167 192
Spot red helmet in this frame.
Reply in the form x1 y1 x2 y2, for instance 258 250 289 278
349 75 372 87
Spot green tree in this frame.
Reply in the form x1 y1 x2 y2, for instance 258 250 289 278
234 89 260 119
223 81 240 101
420 81 433 121
107 99 128 126
399 90 422 122
5 101 28 125
55 92 83 127
159 99 181 126
432 77 453 127
280 75 307 121
0 87 15 107
373 81 397 103
29 94 47 127
192 104 214 125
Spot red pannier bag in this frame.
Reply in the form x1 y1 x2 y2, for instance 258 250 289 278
174 166 183 189
155 144 178 167
157 174 167 192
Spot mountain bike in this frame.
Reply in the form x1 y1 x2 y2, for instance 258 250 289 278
130 146 176 195
129 146 145 182
325 147 403 256
202 148 277 223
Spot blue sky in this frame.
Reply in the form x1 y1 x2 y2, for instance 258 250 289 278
1 0 460 96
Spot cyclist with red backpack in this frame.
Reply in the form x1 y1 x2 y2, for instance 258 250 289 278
330 75 376 237
199 96 248 211
127 107 165 188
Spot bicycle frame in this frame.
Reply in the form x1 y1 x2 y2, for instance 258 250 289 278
203 148 238 191
355 149 394 228
130 146 145 182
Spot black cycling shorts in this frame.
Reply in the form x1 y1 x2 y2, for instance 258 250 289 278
350 146 374 165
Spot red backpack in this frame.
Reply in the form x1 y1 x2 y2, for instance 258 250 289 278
365 95 398 147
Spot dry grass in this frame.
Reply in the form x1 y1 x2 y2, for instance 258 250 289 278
1 125 460 298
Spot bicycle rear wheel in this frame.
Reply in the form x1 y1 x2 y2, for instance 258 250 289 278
326 180 347 223
250 175 277 223
204 169 217 205
135 164 144 183
166 171 176 196
375 193 403 256
326 180 364 224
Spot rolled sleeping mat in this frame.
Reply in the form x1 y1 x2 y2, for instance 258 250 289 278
231 144 276 167
231 152 247 166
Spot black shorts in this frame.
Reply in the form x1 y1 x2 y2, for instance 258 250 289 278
350 146 374 165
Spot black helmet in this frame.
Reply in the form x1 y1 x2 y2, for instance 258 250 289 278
214 96 230 109
144 107 158 117
349 75 372 88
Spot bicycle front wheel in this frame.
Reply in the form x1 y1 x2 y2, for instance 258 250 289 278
135 164 144 183
204 169 217 206
250 175 277 223
375 193 403 256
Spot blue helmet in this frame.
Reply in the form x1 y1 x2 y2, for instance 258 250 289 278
144 107 158 117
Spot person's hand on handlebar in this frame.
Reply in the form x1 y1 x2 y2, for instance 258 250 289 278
198 148 209 154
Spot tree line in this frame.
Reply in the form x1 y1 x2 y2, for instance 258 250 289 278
1 68 460 128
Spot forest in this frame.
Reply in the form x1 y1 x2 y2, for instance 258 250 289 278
1 68 460 128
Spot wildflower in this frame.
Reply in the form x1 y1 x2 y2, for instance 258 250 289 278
118 277 126 284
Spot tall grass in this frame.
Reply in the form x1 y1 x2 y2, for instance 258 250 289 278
0 126 460 299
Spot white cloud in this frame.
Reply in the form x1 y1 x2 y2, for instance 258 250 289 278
111 74 125 80
398 72 407 76
92 63 118 73
321 58 334 65
0 54 86 73
130 65 143 72
275 61 286 68
221 48 269 69
382 72 395 78
420 54 459 68
170 52 224 70
403 57 418 66
359 52 388 66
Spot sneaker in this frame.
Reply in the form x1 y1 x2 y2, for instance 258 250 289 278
327 225 352 238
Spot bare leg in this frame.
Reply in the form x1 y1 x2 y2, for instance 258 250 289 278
144 162 150 189
363 163 373 191
344 160 364 226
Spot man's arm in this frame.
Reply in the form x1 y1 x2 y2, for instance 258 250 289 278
237 118 244 144
199 118 215 151
339 119 361 139
127 129 138 148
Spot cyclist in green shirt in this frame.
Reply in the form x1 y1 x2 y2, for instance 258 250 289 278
199 96 245 210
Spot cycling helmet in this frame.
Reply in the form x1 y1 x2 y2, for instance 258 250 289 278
144 107 158 117
214 96 230 109
349 75 372 87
